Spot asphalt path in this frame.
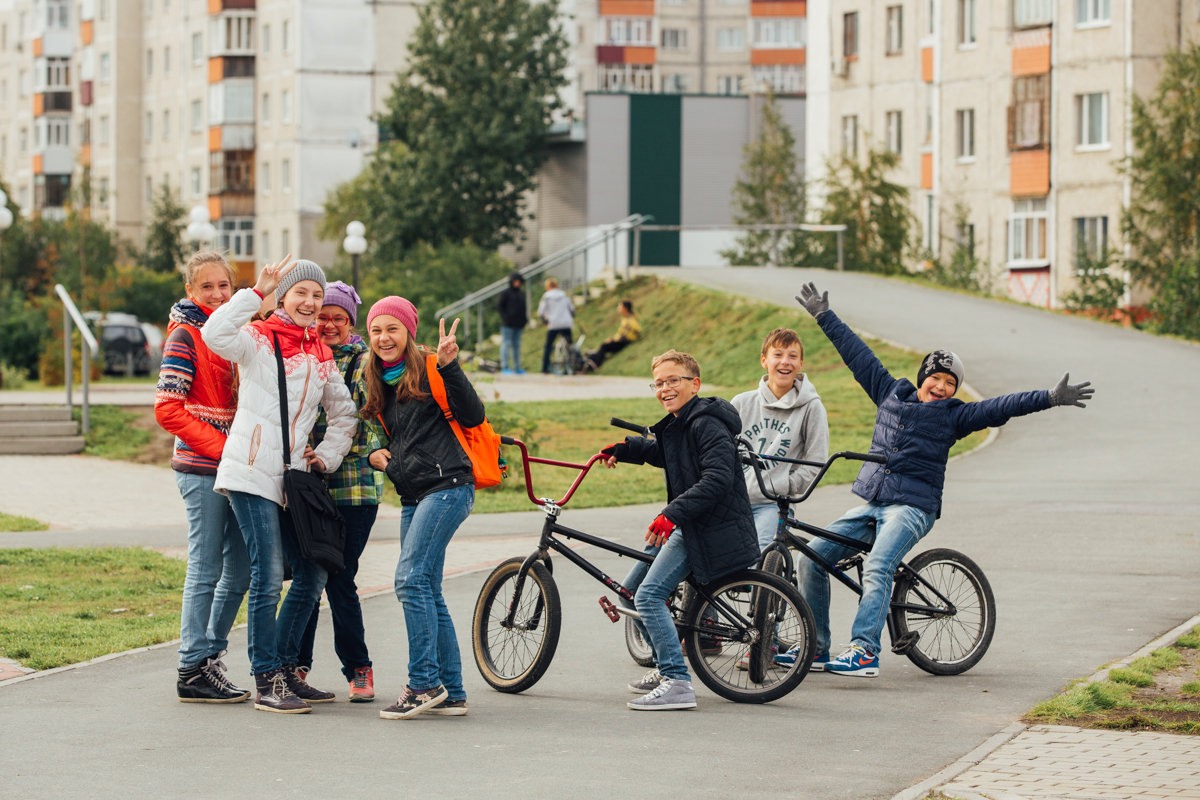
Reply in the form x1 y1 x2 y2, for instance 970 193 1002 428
3 267 1199 799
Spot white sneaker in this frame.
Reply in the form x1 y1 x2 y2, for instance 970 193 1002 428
627 678 696 711
628 669 664 695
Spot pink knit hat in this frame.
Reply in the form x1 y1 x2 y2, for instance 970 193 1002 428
367 296 419 340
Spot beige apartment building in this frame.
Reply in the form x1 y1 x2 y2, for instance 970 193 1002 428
0 0 418 283
811 0 1198 308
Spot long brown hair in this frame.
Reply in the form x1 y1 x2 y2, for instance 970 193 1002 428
361 336 429 419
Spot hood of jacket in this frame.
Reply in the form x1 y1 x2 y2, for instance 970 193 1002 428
249 314 333 363
656 394 743 439
167 299 211 333
756 374 821 411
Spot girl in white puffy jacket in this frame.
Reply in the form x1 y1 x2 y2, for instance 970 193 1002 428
202 256 357 714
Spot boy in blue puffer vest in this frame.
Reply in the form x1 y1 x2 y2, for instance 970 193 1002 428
795 282 1094 678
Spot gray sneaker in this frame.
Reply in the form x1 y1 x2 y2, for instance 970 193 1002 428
628 669 664 695
627 678 697 711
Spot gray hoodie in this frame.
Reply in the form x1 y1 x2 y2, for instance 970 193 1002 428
730 375 829 505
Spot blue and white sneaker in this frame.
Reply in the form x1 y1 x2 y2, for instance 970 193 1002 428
774 645 831 671
825 644 879 677
810 651 832 672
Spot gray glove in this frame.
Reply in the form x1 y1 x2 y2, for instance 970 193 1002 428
795 282 830 319
1048 373 1094 408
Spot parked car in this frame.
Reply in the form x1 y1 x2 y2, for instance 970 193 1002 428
140 322 164 375
85 313 153 376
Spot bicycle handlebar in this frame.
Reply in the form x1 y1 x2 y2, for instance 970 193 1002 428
498 436 607 508
740 437 887 505
610 417 651 437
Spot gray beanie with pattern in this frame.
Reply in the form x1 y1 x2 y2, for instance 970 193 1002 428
275 259 328 300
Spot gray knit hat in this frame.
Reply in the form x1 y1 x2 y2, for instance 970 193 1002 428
917 350 965 390
275 259 327 301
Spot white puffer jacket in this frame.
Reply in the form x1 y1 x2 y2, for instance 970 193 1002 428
202 288 357 506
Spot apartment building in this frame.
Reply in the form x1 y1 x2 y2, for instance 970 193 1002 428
0 0 418 282
812 0 1199 307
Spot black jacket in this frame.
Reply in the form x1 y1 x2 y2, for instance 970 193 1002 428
497 285 528 328
618 396 759 584
379 359 486 505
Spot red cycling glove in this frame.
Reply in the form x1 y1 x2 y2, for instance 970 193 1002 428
648 513 674 541
599 441 628 460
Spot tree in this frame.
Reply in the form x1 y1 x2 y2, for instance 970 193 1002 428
721 91 806 267
1122 43 1200 339
811 145 914 274
330 0 569 263
140 182 187 274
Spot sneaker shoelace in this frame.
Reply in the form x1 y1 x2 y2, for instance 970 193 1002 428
644 678 675 700
271 672 297 699
352 671 370 689
202 655 239 693
638 669 662 686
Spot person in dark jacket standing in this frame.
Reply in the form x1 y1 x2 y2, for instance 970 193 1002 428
795 282 1094 679
364 296 483 719
496 271 528 374
600 350 760 711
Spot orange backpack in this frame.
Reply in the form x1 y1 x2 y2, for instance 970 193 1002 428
424 354 508 488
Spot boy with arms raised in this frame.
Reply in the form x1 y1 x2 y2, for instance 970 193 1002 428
600 350 760 710
795 282 1093 678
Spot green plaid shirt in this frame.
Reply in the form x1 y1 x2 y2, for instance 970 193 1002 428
312 340 383 505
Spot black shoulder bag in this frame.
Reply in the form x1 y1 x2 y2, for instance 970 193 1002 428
273 333 346 574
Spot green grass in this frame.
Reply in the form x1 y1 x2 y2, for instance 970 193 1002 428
0 548 192 670
72 405 151 460
0 512 49 532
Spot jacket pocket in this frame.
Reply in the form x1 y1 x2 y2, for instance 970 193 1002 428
248 424 262 470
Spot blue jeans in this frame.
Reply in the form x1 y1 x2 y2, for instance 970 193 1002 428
752 503 781 552
633 532 691 682
798 501 936 657
395 485 474 700
499 326 524 372
275 511 330 668
175 472 250 669
298 503 379 679
228 491 327 675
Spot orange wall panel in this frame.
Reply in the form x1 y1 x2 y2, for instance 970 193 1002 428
232 261 256 285
207 196 222 221
624 46 657 65
32 38 43 57
1013 45 1051 76
80 145 91 166
208 126 222 151
208 0 223 12
80 20 93 45
751 48 806 66
33 93 44 116
751 1 806 17
208 58 224 84
921 47 933 82
599 0 655 16
33 155 43 175
1010 150 1050 196
921 153 933 190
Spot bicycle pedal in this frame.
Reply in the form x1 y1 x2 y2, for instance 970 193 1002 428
891 631 919 654
598 596 621 623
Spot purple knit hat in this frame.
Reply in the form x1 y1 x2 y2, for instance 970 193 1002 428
322 281 362 326
367 296 419 340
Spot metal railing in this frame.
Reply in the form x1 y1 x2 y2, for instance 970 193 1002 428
54 283 99 436
632 223 847 271
436 213 651 348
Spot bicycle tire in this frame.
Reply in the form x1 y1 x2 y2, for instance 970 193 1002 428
682 569 815 704
472 557 562 693
892 548 996 676
625 616 655 668
549 336 570 375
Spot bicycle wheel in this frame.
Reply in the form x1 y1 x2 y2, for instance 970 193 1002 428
891 548 996 676
472 556 562 693
625 616 655 667
682 569 815 704
549 336 570 375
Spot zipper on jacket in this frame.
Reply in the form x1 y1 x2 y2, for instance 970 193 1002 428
248 424 261 471
290 329 313 454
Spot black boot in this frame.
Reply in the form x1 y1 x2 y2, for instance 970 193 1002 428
283 665 336 703
177 661 249 704
201 652 250 701
253 668 311 714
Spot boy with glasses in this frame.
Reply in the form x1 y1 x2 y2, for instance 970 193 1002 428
599 350 760 710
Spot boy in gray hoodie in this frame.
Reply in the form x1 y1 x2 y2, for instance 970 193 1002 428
731 327 830 551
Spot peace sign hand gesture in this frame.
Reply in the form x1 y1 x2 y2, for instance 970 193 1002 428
253 253 297 298
436 317 461 367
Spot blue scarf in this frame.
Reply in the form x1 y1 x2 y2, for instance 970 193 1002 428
382 358 406 386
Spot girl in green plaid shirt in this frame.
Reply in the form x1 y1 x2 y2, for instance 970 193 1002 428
297 281 385 703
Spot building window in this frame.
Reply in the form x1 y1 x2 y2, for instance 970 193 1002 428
886 6 903 54
99 0 109 21
19 69 28 96
222 14 254 52
262 23 270 53
190 100 203 133
1009 74 1049 150
282 19 291 52
164 45 171 76
191 167 201 197
925 83 934 142
144 112 152 142
955 108 975 158
98 115 109 145
98 177 109 207
162 109 170 141
604 18 653 45
282 159 291 193
19 127 27 155
958 0 976 45
1013 0 1053 28
926 0 936 34
752 65 804 94
219 218 255 258
886 110 902 155
261 161 270 193
923 194 935 250
1073 216 1109 267
281 89 291 123
841 114 859 157
662 73 691 93
281 228 290 255
261 231 270 262
261 92 270 124
1076 92 1109 148
661 29 687 51
754 18 804 48
1076 0 1111 25
957 221 976 259
146 48 153 78
599 64 654 92
44 57 71 89
192 32 203 64
717 27 744 52
145 177 153 204
843 12 859 59
717 74 743 95
1008 198 1048 264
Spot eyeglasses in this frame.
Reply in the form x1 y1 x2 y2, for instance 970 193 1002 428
649 375 695 392
317 314 351 327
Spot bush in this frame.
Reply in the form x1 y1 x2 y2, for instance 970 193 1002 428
111 265 183 326
0 362 28 389
0 287 51 378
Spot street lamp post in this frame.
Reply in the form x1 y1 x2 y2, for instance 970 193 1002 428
342 220 367 288
0 190 13 284
185 205 216 252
